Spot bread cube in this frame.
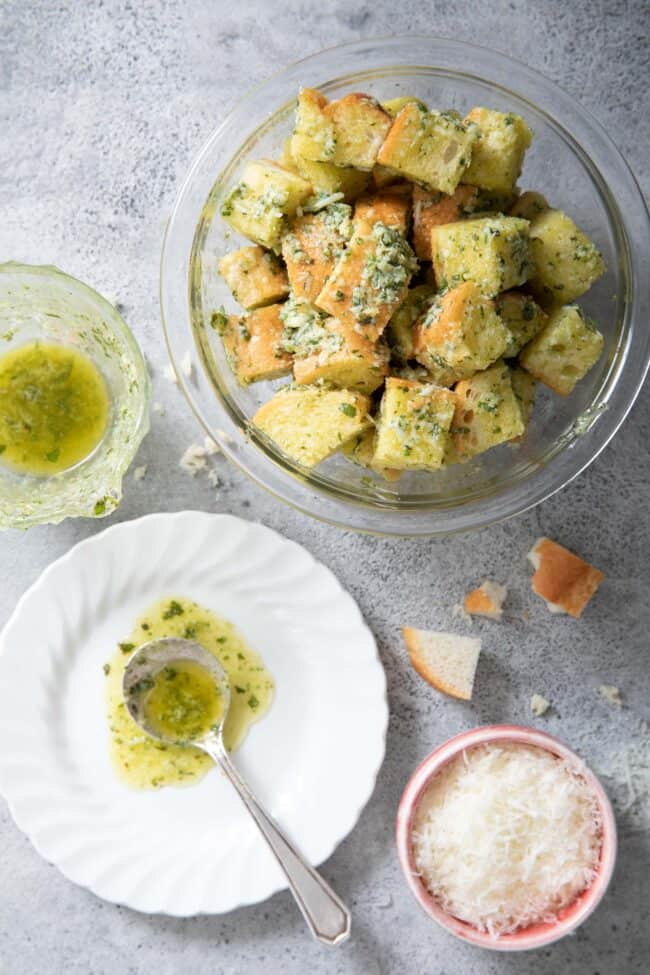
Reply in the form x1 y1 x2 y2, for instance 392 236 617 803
289 135 369 199
282 204 353 304
316 222 418 341
519 305 604 395
214 304 292 385
451 360 525 460
430 215 531 297
414 281 510 385
412 184 479 260
387 284 436 360
510 190 549 221
528 209 606 303
278 296 329 358
353 186 412 235
382 96 428 117
494 290 547 358
342 428 402 482
325 93 393 170
510 365 537 432
373 377 456 471
253 384 371 467
221 161 312 252
293 317 389 393
376 104 478 194
218 246 289 310
462 108 532 191
291 88 337 162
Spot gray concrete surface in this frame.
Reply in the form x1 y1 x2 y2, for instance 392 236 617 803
1 1 648 973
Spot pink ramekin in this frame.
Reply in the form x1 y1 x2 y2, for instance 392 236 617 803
396 725 617 951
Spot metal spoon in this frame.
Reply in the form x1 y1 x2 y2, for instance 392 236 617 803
123 637 351 946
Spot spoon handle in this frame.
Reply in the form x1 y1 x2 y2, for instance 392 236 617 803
203 736 351 946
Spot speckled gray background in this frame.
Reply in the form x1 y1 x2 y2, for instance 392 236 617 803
1 1 648 973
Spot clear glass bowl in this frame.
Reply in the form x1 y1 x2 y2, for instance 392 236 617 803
161 36 650 537
0 263 150 529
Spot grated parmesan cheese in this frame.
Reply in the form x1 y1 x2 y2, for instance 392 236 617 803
412 743 602 937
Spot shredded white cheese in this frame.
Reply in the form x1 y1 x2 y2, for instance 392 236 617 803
179 444 208 476
412 743 602 937
531 693 551 716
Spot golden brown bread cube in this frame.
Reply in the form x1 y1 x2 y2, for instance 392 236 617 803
376 104 479 194
528 209 606 304
292 88 392 171
220 160 312 252
413 281 510 385
386 284 436 360
510 365 537 435
519 305 604 396
451 360 525 461
462 108 533 192
291 88 336 162
353 187 412 236
342 428 402 482
430 215 531 297
373 377 457 471
213 304 292 385
316 222 419 341
382 96 428 117
494 290 548 358
412 184 479 261
281 204 353 304
253 383 371 467
218 246 289 310
293 317 389 393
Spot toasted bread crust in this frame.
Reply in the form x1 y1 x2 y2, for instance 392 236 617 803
402 627 477 700
528 537 605 618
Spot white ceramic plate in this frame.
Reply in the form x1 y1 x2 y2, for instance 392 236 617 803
0 512 387 916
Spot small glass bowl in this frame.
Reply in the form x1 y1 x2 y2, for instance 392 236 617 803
161 36 650 536
0 263 150 529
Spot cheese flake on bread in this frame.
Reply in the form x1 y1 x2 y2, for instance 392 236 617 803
402 628 482 700
527 537 604 618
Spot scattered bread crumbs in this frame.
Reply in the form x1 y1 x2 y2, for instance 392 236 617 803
133 465 147 482
152 401 166 416
463 580 507 620
207 469 221 488
451 602 473 625
599 684 623 708
215 428 235 446
181 350 194 379
203 436 220 456
163 363 178 384
527 537 605 618
179 443 209 476
530 693 551 716
402 628 482 701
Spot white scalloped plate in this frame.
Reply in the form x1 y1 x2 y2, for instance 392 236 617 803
0 512 387 916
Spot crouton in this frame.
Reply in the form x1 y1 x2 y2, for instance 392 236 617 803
253 384 371 467
528 209 606 303
278 296 329 358
293 317 389 393
213 304 292 384
451 360 525 461
221 160 312 252
291 88 336 162
377 104 478 194
325 93 393 170
519 305 604 396
218 245 289 310
402 627 482 700
353 187 412 236
494 290 547 358
463 580 508 619
342 428 402 482
386 284 436 360
373 377 456 471
510 366 537 433
462 107 533 191
382 96 428 117
510 190 549 221
413 281 510 385
282 204 353 303
527 537 605 618
412 184 479 261
430 215 531 297
316 222 418 341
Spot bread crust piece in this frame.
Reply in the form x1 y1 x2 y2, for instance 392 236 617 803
412 184 478 261
463 580 507 620
218 245 289 310
215 304 292 385
353 186 412 236
282 204 352 304
402 627 481 700
527 537 605 618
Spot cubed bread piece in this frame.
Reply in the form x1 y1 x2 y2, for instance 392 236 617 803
462 108 533 191
373 377 456 471
353 187 412 235
494 290 547 358
382 96 428 117
214 304 292 384
527 537 605 618
377 104 478 194
413 281 510 385
291 88 337 162
451 360 525 461
412 184 479 261
510 190 549 221
290 145 370 200
528 209 606 303
324 93 393 170
519 304 604 396
316 222 418 341
430 215 531 297
342 428 402 482
282 204 353 304
402 628 482 700
293 317 389 393
253 384 371 467
279 296 329 358
510 365 537 433
463 580 507 620
387 284 436 360
218 246 289 310
221 161 312 252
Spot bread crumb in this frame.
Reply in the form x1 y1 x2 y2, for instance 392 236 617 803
181 350 194 379
163 363 178 385
599 684 623 708
527 537 604 618
215 428 235 446
179 444 208 476
152 401 166 416
203 436 220 456
530 693 551 716
463 580 507 620
207 469 221 488
133 465 147 482
451 602 473 624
